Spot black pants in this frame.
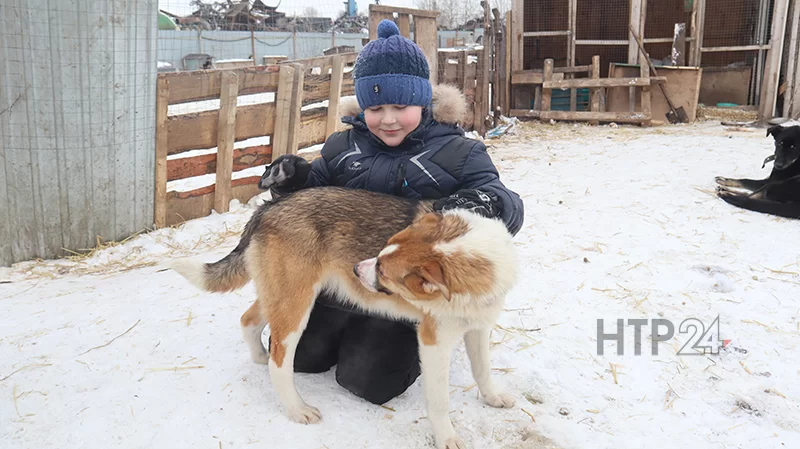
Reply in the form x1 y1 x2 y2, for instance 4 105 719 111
289 293 421 405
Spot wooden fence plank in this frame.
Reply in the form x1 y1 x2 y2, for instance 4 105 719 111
510 110 652 123
168 145 273 181
155 77 169 228
301 74 332 106
163 66 280 105
590 55 601 125
369 10 395 40
639 51 652 126
543 77 665 89
504 11 512 115
512 0 523 72
167 102 275 155
758 0 790 121
165 182 262 227
272 64 295 159
542 59 554 112
785 0 800 117
327 55 344 137
397 13 411 37
369 4 439 18
214 71 239 214
415 17 439 85
288 63 305 154
298 107 329 150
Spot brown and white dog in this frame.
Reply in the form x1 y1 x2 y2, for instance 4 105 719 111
168 187 519 449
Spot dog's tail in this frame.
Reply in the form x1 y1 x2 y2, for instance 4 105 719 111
168 202 272 292
169 249 251 293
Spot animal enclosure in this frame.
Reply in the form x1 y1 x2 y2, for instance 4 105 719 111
509 0 796 121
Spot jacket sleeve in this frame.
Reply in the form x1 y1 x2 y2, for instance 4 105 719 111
457 141 525 235
303 130 353 188
302 154 333 188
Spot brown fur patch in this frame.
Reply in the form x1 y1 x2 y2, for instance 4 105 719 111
378 213 497 300
420 314 437 346
251 236 320 368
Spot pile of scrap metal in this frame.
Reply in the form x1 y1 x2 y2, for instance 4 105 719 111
330 13 368 34
168 0 288 31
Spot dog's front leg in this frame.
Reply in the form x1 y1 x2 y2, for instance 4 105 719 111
464 328 515 408
419 325 464 449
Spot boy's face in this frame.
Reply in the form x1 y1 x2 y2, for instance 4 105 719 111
364 105 423 147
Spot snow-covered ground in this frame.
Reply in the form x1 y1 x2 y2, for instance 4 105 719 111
2 121 799 449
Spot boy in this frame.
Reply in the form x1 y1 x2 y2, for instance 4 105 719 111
258 19 524 405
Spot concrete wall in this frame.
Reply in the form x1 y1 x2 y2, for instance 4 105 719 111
0 0 158 266
157 30 368 68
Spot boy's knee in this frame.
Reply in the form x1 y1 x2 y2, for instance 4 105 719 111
334 316 421 404
335 358 421 405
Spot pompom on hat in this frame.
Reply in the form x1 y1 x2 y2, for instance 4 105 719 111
352 19 433 110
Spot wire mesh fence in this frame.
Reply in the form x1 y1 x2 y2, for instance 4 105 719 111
0 0 158 265
157 0 369 70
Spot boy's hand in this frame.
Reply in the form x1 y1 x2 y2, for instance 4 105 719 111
433 189 502 218
258 155 311 192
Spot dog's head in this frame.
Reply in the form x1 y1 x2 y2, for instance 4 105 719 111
353 211 518 304
767 125 800 170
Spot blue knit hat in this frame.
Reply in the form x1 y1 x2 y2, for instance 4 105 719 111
353 19 433 110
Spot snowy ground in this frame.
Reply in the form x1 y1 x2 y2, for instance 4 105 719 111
2 121 800 449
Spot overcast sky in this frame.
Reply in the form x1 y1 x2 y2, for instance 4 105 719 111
159 0 417 19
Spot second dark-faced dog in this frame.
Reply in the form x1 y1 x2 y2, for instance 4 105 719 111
715 125 800 218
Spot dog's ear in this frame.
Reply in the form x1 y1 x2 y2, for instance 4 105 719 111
766 125 782 138
417 261 451 301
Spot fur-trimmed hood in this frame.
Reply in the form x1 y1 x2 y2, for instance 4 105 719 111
336 84 468 128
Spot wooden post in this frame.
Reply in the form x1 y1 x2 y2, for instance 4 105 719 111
568 0 577 112
154 77 169 228
250 28 256 66
671 23 687 66
628 0 645 65
397 13 411 38
542 59 553 112
326 55 344 138
512 0 523 72
640 51 652 127
492 7 501 127
292 25 297 60
368 6 395 41
288 63 305 154
785 0 800 118
759 0 790 121
590 55 601 125
415 17 439 84
504 10 512 115
689 0 706 66
475 51 487 134
457 50 469 92
629 0 646 112
272 65 295 159
214 71 239 214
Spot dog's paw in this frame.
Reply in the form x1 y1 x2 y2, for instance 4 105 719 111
287 404 322 424
714 176 730 186
484 392 516 408
441 436 467 449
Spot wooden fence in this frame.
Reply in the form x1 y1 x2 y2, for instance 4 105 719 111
154 53 356 227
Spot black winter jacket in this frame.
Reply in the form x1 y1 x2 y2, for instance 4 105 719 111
298 84 524 234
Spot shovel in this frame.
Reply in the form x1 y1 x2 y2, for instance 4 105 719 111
628 25 690 124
